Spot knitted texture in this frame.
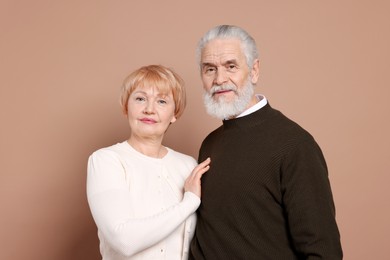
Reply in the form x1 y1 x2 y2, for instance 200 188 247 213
190 103 342 259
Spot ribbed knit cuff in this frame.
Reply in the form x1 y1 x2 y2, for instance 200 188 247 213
183 191 201 210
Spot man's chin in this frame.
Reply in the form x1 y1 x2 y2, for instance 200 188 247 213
213 93 236 103
212 98 237 109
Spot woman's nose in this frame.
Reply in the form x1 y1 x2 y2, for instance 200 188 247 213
143 102 155 114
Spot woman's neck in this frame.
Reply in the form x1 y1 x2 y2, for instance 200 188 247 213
127 137 167 158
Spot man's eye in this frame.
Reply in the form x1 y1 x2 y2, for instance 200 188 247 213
204 67 216 74
227 64 237 70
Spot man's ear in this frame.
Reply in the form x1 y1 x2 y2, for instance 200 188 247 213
250 59 260 84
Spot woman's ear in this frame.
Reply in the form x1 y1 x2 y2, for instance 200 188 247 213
122 108 128 117
170 116 177 124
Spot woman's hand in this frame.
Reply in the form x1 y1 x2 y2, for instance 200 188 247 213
184 158 211 198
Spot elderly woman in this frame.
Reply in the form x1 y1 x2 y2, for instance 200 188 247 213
87 65 210 260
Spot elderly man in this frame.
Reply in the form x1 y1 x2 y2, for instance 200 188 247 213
189 25 342 259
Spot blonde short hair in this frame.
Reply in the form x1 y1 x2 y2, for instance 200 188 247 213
120 65 186 118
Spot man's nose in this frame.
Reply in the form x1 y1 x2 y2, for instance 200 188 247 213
214 68 228 85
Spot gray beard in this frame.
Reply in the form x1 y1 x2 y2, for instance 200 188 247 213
203 78 254 120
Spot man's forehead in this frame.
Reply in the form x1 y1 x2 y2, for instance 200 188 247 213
201 38 244 63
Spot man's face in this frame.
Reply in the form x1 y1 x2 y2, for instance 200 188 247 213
200 38 259 119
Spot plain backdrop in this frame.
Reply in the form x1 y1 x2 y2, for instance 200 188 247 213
1 1 389 259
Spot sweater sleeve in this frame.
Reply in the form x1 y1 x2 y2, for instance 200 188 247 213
86 150 201 257
281 137 343 259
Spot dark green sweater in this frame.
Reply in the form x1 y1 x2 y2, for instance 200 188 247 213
190 103 342 259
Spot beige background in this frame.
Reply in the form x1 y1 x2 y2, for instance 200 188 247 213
1 1 389 259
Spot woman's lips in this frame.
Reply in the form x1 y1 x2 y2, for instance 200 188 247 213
140 118 157 123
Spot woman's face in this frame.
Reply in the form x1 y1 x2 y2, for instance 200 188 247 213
126 85 176 140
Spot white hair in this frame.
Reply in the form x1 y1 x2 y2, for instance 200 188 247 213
196 25 259 69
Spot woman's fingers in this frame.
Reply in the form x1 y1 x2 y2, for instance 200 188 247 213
191 157 211 181
184 158 211 197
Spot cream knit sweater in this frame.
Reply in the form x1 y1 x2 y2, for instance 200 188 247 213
87 141 199 260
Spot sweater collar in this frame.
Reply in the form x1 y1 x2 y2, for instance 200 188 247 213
222 101 273 129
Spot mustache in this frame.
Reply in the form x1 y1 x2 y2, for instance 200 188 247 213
210 84 237 96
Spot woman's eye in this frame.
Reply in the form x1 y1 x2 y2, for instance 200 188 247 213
135 97 145 102
158 99 167 104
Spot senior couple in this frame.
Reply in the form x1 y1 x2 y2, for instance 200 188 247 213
87 25 343 259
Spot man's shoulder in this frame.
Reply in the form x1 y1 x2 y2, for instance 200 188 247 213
202 124 224 141
265 105 312 136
